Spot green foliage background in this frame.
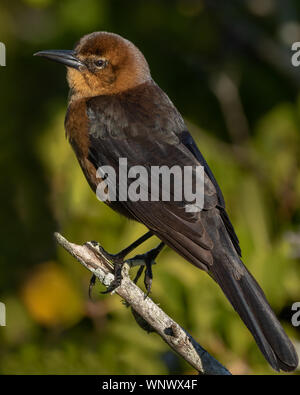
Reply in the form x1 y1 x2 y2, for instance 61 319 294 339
0 0 299 374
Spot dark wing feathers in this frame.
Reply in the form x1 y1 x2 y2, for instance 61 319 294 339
87 81 240 255
84 80 298 371
180 130 241 256
180 130 226 207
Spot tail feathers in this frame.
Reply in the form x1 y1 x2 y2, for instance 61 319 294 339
155 225 299 371
209 257 299 372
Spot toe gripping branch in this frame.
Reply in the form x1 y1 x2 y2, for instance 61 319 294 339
86 241 126 297
128 242 165 297
85 232 164 298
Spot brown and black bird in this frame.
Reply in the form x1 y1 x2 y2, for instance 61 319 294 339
35 32 298 372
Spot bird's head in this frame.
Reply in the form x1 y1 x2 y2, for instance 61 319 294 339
34 32 151 98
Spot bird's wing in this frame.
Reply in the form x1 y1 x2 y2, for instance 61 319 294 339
86 80 241 262
86 81 227 270
180 130 241 256
85 80 298 372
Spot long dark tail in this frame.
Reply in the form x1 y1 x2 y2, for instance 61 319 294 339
209 255 298 372
156 218 299 371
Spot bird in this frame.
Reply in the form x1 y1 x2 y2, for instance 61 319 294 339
34 31 298 372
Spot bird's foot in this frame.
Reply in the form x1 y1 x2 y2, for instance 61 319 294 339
127 243 163 297
85 240 164 298
85 240 126 297
101 258 124 294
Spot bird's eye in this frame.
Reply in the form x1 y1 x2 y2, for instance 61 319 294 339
94 59 106 68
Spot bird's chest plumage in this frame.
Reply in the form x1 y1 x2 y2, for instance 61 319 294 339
65 98 101 192
65 99 90 157
64 95 139 220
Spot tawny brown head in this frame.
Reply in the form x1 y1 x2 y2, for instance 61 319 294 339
34 32 151 98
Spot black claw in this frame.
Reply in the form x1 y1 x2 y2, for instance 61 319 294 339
88 274 96 299
144 258 153 298
101 276 122 294
144 278 152 299
101 260 124 294
101 281 119 294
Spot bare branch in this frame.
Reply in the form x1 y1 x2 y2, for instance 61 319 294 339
54 232 231 375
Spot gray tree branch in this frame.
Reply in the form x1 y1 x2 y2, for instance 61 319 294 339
54 232 231 375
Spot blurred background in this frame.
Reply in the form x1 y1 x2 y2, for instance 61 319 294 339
0 0 300 375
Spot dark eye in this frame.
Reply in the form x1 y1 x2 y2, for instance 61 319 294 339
94 59 106 68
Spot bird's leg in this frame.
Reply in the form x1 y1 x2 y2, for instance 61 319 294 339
128 242 165 297
88 273 97 299
86 231 153 296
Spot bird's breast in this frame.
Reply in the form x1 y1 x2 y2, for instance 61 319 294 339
65 98 100 192
65 98 90 158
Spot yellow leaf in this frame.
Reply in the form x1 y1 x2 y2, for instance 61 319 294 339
21 262 83 328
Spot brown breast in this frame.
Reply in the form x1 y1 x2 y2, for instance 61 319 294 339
65 98 99 192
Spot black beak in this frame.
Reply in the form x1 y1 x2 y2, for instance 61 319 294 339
34 50 84 70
